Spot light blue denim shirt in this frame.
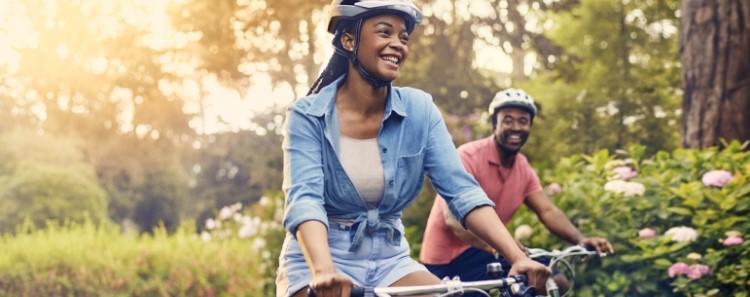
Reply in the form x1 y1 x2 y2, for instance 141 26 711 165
281 75 493 251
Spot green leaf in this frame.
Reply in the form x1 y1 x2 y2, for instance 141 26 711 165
666 207 693 216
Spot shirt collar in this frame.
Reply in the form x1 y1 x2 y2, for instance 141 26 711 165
484 136 513 180
304 75 407 119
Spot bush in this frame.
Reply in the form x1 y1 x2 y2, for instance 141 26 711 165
0 193 285 297
509 141 750 296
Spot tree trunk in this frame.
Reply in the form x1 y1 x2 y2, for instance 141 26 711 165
680 0 750 148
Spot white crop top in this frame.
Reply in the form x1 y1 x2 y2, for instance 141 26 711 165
339 134 385 209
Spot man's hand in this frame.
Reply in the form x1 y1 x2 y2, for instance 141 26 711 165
579 237 614 255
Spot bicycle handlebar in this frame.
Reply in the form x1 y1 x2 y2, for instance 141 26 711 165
527 244 603 260
307 275 538 297
525 244 603 297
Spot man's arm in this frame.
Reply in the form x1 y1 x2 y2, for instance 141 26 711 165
525 191 614 253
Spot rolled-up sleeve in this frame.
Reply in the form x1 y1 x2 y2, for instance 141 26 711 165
422 100 494 228
281 107 328 236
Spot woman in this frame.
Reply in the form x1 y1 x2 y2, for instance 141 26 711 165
276 1 550 297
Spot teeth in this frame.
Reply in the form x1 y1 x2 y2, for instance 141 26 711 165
382 56 399 64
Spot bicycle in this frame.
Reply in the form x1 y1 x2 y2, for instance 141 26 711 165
526 244 604 297
307 244 602 297
307 273 539 297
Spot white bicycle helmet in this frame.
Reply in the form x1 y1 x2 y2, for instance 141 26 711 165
488 88 538 121
327 0 423 34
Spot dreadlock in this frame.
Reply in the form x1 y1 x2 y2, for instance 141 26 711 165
306 21 356 96
306 53 348 96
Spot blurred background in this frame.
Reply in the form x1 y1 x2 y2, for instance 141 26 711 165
0 0 748 296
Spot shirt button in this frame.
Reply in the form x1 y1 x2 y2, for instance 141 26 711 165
382 147 388 153
389 180 394 186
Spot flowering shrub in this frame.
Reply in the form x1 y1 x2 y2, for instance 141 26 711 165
0 192 287 297
506 141 750 296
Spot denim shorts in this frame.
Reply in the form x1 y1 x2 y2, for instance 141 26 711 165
275 221 428 297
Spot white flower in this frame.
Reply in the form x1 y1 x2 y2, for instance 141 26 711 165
514 224 533 241
219 206 233 220
259 196 271 206
205 218 218 230
252 238 266 250
665 226 698 243
230 202 243 212
200 231 212 242
604 180 645 196
238 224 255 239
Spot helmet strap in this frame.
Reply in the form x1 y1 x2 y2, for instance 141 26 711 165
333 18 391 89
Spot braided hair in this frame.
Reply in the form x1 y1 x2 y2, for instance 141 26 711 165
306 21 355 96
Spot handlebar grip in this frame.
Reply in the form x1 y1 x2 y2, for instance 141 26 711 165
579 243 596 252
513 274 528 284
307 287 365 297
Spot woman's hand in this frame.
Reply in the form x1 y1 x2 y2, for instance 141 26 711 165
309 272 353 297
507 258 551 293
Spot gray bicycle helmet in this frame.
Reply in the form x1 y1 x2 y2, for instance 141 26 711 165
488 88 538 121
327 0 423 34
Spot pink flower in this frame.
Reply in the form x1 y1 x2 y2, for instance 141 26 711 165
670 262 711 279
546 183 563 195
692 264 710 275
668 262 690 278
686 264 711 279
723 236 744 246
638 228 657 239
613 166 638 180
701 170 733 187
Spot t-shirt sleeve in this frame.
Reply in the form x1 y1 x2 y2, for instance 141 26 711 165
524 163 544 197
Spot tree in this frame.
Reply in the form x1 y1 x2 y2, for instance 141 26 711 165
520 0 682 163
0 130 109 233
680 0 750 148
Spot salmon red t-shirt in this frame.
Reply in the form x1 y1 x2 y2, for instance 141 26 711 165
419 136 542 265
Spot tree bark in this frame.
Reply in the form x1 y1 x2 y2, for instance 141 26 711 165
680 0 750 148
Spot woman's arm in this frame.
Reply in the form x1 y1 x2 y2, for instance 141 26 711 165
296 221 352 297
464 206 527 263
464 206 550 291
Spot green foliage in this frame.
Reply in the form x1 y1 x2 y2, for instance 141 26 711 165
507 141 750 296
522 0 682 163
0 192 286 296
134 170 185 234
0 130 109 233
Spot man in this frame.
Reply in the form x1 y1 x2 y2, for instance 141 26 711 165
420 88 614 296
